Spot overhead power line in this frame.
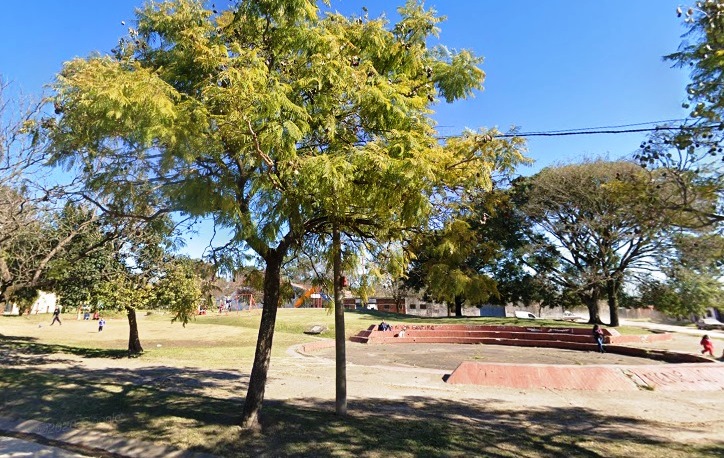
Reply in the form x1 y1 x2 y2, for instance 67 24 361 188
526 118 689 134
494 125 703 138
439 120 720 140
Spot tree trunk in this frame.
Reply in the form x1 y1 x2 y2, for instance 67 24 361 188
333 226 347 415
126 306 143 354
606 276 620 327
582 288 603 324
454 296 464 317
241 250 283 431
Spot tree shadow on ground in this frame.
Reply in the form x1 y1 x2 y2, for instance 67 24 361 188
245 397 723 458
1 358 721 458
0 334 129 360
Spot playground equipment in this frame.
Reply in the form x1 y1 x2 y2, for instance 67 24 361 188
293 287 331 308
237 293 256 311
294 287 316 308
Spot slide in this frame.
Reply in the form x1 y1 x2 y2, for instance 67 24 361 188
294 287 315 308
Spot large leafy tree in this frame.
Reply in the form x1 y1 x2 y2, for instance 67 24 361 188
635 3 724 226
149 256 205 324
107 219 186 353
405 218 500 317
47 0 526 429
404 184 572 317
44 204 121 312
519 160 673 326
470 187 570 312
0 82 75 311
42 201 194 354
639 231 724 318
0 196 108 313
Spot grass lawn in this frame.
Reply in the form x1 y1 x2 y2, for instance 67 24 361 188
0 309 719 458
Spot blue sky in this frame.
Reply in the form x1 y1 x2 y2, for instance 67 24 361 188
0 0 693 256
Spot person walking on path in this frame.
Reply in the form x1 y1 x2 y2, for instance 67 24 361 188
700 335 715 356
50 307 62 326
592 324 605 353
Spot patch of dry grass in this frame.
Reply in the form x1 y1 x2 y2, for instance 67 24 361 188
1 309 718 457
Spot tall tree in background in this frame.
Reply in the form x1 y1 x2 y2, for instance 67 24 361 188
100 218 180 354
0 192 109 313
47 0 526 429
0 81 69 311
44 204 120 312
636 3 724 227
150 256 205 325
469 187 568 312
630 3 724 317
520 160 672 326
639 231 724 318
404 218 500 317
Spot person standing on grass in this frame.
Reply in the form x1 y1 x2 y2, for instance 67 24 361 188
98 317 106 332
700 335 714 356
50 307 62 326
592 324 605 353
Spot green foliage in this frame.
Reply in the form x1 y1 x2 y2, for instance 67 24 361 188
633 3 724 227
508 159 686 325
405 217 500 315
521 160 672 292
639 271 721 318
11 287 40 314
151 258 203 326
44 204 118 311
667 3 724 124
639 231 724 318
48 0 527 260
46 0 528 426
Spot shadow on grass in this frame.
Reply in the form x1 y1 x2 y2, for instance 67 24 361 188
0 334 129 360
1 361 721 458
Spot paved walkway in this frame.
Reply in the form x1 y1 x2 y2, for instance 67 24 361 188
0 417 215 458
0 435 91 458
619 319 724 340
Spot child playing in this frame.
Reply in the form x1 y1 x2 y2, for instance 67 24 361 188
98 317 106 332
700 334 714 356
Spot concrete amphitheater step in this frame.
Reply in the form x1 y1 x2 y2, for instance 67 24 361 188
446 362 724 391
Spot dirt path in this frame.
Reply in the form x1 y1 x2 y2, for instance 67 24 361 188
3 316 724 452
254 339 724 445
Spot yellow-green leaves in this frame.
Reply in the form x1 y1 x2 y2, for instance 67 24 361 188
54 57 180 150
48 0 528 264
432 49 485 103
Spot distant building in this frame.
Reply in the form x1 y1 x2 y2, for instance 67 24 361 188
2 291 57 315
344 297 404 313
343 296 485 317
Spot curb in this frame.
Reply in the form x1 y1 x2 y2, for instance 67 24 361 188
0 416 216 458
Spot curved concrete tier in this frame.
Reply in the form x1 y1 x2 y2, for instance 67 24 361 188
446 361 724 391
350 324 706 363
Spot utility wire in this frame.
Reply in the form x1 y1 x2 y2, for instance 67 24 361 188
519 118 690 134
495 125 700 138
438 121 719 139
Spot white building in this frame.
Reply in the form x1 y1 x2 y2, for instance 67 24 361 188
2 291 58 315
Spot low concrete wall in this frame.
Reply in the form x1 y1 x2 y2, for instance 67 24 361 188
348 324 700 364
447 362 724 390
